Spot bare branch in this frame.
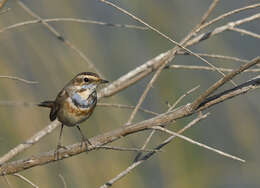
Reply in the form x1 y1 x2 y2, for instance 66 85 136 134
197 75 260 111
153 126 245 162
0 76 38 84
1 71 260 175
0 18 148 33
176 53 249 64
0 121 60 165
99 113 209 188
197 0 220 26
13 173 39 188
3 176 12 188
166 64 260 73
198 3 260 32
97 103 158 116
229 27 260 39
96 145 162 153
134 84 199 161
191 56 260 110
186 13 260 47
58 174 67 188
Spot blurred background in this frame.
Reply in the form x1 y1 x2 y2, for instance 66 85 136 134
0 0 259 187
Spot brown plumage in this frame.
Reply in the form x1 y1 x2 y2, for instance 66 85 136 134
38 72 108 153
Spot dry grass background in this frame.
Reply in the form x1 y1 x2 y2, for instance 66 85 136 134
0 0 259 187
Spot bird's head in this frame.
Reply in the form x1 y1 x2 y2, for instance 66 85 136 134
70 72 109 92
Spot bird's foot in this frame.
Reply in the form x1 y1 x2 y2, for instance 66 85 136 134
54 144 68 160
80 139 92 152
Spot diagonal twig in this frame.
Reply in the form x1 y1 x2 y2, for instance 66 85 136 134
153 126 245 162
13 173 39 188
229 27 260 39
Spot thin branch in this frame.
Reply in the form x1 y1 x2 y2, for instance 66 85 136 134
229 27 260 39
153 126 245 162
176 52 249 64
13 173 39 188
0 18 148 33
191 56 260 110
3 176 12 188
197 75 260 111
99 113 209 188
0 120 60 165
58 174 67 188
97 103 158 116
133 130 156 162
186 13 260 47
198 3 260 32
165 64 260 73
134 84 200 161
17 1 102 76
97 5 258 99
197 0 220 26
169 85 200 111
0 76 38 84
99 0 231 80
95 145 162 153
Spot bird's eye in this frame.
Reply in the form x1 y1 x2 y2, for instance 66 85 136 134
84 77 89 82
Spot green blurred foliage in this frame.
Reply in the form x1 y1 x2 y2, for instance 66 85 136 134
0 0 259 187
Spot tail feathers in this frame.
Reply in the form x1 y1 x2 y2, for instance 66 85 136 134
38 101 55 108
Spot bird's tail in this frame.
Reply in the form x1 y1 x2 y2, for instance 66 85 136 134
38 101 55 108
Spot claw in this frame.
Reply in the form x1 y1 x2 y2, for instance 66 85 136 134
54 144 67 160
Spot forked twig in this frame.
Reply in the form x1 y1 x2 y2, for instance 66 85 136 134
134 85 200 161
99 113 209 188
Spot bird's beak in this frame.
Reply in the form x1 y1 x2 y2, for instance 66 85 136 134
99 79 109 84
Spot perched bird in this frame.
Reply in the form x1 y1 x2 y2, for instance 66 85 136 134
38 72 108 152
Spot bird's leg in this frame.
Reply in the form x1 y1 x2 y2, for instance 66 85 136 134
54 124 67 159
76 125 92 150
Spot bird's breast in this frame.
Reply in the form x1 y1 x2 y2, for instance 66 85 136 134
57 92 97 126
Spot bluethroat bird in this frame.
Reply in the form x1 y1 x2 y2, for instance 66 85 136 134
38 72 108 152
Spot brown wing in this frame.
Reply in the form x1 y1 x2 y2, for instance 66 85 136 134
50 89 69 121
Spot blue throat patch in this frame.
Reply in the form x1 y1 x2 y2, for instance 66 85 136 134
71 92 96 108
